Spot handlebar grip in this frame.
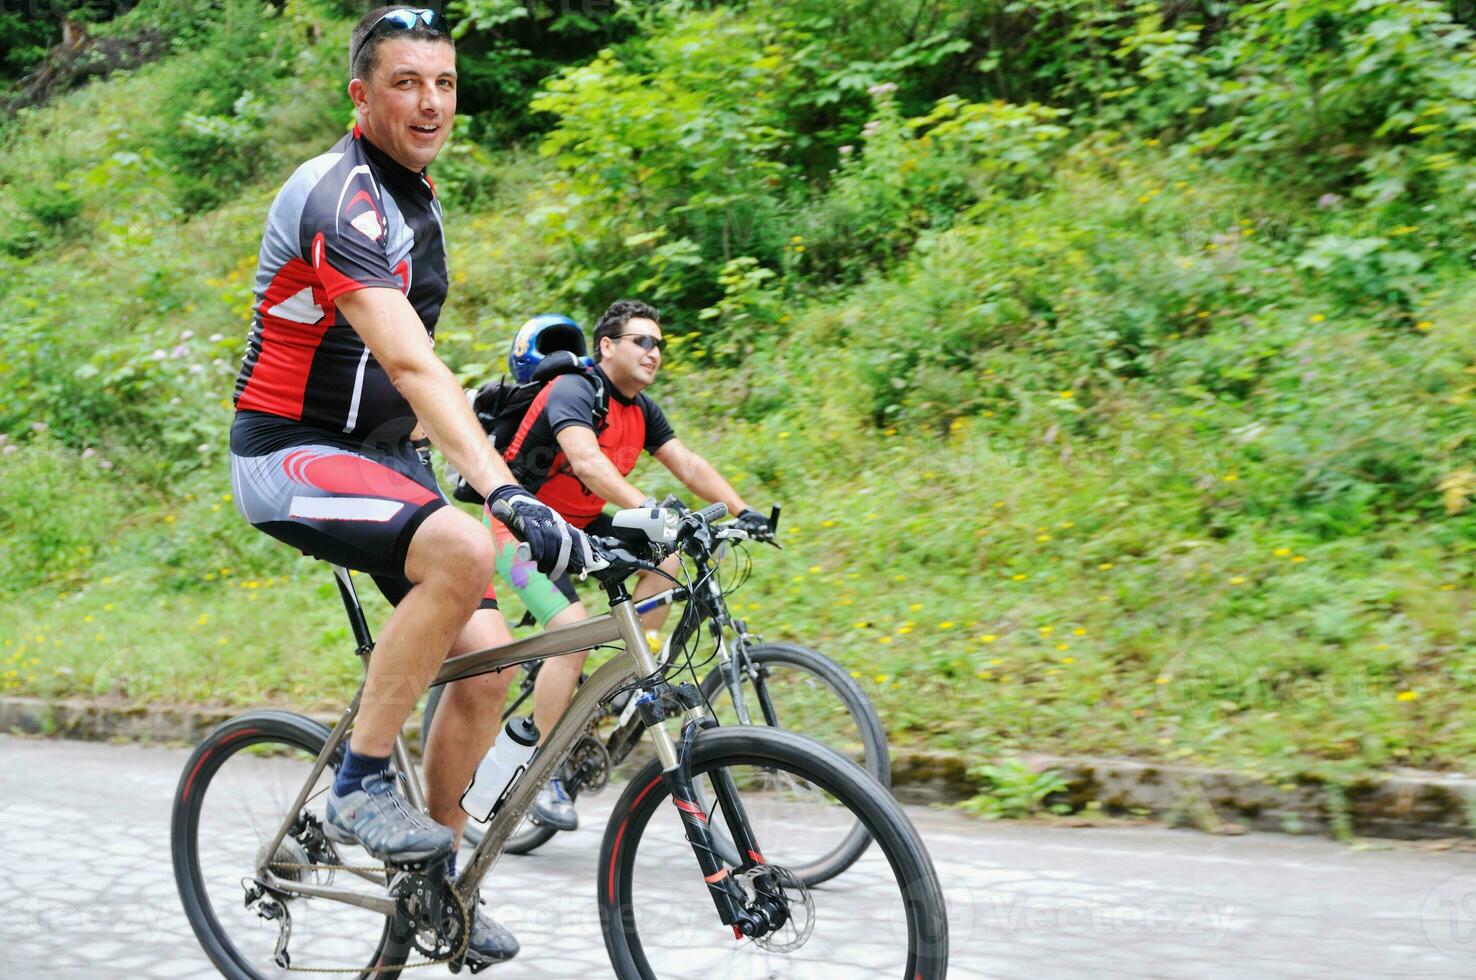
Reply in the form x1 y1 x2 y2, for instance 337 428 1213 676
490 498 521 533
768 503 781 534
695 501 728 525
514 542 531 563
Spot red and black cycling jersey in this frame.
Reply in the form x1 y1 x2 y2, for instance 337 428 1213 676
232 126 447 452
503 365 676 528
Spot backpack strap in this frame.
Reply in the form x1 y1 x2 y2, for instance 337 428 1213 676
587 370 610 433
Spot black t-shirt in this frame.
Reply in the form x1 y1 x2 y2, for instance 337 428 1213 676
502 365 676 527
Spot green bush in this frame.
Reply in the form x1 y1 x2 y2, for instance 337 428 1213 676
0 438 129 590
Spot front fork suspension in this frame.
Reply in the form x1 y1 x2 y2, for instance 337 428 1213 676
640 688 786 939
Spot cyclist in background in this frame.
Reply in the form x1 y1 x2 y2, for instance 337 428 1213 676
481 300 773 831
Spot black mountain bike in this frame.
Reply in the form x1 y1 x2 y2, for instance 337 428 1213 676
423 504 890 885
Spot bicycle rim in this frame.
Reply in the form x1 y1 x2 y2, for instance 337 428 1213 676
702 643 888 884
599 727 947 979
172 713 404 979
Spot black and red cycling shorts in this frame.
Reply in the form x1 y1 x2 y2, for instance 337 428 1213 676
229 413 496 609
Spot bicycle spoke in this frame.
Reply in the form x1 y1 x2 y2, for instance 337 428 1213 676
182 730 397 977
593 726 938 980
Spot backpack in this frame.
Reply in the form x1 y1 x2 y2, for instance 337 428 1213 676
450 350 608 504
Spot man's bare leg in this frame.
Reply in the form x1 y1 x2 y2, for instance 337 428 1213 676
419 612 524 963
350 506 495 757
424 608 517 845
530 602 590 740
528 551 680 738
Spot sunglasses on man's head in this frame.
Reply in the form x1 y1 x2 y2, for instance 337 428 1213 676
614 333 667 353
366 7 449 40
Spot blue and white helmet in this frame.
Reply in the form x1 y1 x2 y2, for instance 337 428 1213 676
509 314 588 383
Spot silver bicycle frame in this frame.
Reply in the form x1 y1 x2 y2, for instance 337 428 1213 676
254 580 679 914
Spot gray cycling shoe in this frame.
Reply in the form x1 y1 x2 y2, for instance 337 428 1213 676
464 895 520 966
323 771 454 864
529 775 577 832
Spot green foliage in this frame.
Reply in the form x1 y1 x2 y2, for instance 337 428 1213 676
960 758 1071 820
446 0 642 142
1190 1 1476 213
528 8 796 311
4 0 1476 791
0 438 129 591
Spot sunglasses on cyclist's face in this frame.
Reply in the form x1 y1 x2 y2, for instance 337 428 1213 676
615 333 666 354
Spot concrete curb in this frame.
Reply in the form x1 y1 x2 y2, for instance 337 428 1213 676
6 696 1473 839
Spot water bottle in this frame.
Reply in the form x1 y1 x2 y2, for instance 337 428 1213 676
460 717 540 822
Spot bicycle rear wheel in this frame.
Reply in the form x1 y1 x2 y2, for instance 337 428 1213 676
700 641 890 884
598 726 947 979
171 711 407 979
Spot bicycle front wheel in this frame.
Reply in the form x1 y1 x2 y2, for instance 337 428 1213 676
700 641 890 884
598 726 947 979
171 711 407 980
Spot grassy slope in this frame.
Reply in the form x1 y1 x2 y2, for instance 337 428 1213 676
3 13 1476 790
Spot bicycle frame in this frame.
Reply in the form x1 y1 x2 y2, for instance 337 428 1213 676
251 566 679 916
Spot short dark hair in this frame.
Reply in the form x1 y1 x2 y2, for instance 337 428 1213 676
349 7 453 85
592 300 661 362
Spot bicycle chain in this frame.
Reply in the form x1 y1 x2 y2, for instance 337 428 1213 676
262 862 471 974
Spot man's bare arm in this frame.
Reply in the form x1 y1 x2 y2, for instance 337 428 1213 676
336 287 514 498
555 425 648 509
652 439 750 516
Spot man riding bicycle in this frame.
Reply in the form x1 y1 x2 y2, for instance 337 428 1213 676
226 7 590 964
475 300 773 831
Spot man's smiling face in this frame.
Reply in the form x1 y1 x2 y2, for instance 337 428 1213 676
350 37 456 172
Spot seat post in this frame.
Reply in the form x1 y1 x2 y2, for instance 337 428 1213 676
329 564 375 656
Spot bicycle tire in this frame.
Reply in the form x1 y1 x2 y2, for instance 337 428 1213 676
699 641 890 884
597 726 948 979
421 684 557 855
171 710 408 980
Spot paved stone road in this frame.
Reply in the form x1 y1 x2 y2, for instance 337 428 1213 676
5 734 1476 978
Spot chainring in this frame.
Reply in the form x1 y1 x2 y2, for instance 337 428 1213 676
391 870 469 961
567 732 612 794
